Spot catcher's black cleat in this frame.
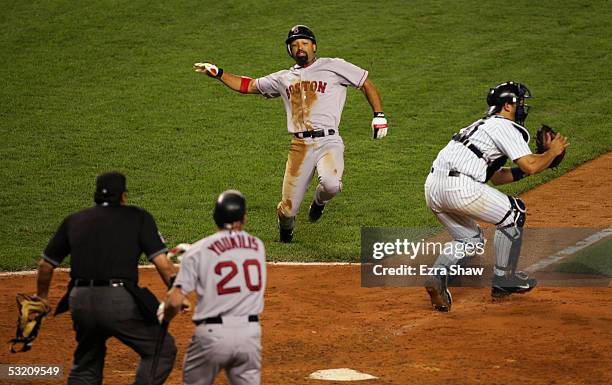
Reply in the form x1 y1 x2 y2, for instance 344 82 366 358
279 226 293 243
425 275 452 312
308 200 325 222
491 271 537 298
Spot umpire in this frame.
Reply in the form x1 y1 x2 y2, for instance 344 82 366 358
35 171 177 385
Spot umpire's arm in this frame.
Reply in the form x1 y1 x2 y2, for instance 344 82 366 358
36 259 54 302
151 253 178 288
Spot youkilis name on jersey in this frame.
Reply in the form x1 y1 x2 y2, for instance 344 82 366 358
207 234 260 256
285 81 328 99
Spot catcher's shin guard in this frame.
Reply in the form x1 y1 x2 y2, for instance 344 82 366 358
494 196 526 277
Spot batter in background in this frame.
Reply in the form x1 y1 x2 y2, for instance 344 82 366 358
194 25 388 243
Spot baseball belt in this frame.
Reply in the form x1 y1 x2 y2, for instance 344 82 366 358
194 315 259 325
430 168 461 177
74 278 128 287
294 129 336 139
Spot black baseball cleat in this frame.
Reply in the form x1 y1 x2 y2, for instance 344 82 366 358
425 275 452 312
308 200 325 222
279 226 293 243
491 271 537 298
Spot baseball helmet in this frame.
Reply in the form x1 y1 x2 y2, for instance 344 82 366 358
486 81 531 125
285 25 316 55
213 190 246 228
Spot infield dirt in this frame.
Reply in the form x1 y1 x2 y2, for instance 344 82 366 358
1 153 610 385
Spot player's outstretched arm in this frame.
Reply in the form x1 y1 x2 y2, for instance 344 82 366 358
515 133 569 175
361 79 388 139
193 62 261 94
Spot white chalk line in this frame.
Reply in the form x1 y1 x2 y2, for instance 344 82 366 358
0 262 358 277
2 228 609 278
524 227 612 273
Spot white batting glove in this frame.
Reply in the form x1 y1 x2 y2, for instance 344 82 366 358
193 62 224 78
167 243 191 262
157 302 165 324
372 112 388 139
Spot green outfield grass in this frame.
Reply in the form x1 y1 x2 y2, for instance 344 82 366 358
1 0 610 269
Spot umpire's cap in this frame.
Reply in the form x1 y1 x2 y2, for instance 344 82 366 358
285 25 316 55
213 190 246 228
94 171 127 204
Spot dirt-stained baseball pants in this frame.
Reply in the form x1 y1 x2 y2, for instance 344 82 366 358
183 317 262 385
277 134 344 221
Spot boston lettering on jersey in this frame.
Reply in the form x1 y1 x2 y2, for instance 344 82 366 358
207 234 259 256
285 80 328 99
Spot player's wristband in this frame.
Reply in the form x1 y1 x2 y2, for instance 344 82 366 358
240 76 252 93
214 67 224 79
374 112 385 118
511 167 526 181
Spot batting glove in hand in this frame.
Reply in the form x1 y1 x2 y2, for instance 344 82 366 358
156 302 165 324
167 243 191 263
372 112 388 139
194 62 223 78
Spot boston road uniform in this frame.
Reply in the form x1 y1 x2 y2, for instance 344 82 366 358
256 57 368 220
173 230 266 385
43 203 176 385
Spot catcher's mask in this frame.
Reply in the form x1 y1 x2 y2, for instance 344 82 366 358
213 190 246 229
285 24 316 56
486 81 531 125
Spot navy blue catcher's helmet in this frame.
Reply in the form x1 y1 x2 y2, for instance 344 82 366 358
285 25 316 55
213 190 246 228
486 81 531 125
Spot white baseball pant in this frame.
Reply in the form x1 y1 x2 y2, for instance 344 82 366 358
425 169 523 273
182 319 261 385
277 135 344 224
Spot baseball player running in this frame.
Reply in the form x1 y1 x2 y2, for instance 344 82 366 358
424 81 569 312
194 24 387 242
163 190 266 385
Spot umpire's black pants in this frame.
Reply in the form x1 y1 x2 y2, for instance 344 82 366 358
67 286 176 385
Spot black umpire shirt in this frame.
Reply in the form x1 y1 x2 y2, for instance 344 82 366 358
43 204 167 283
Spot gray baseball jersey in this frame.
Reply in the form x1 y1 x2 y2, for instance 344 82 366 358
431 115 532 183
255 58 368 133
174 230 266 320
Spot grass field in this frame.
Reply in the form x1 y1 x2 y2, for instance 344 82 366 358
1 0 610 270
555 237 612 276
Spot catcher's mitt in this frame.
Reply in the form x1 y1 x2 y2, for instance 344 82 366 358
535 124 565 168
9 294 50 353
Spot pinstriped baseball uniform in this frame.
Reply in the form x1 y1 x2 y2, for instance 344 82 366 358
174 230 266 385
256 58 368 219
425 115 531 268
